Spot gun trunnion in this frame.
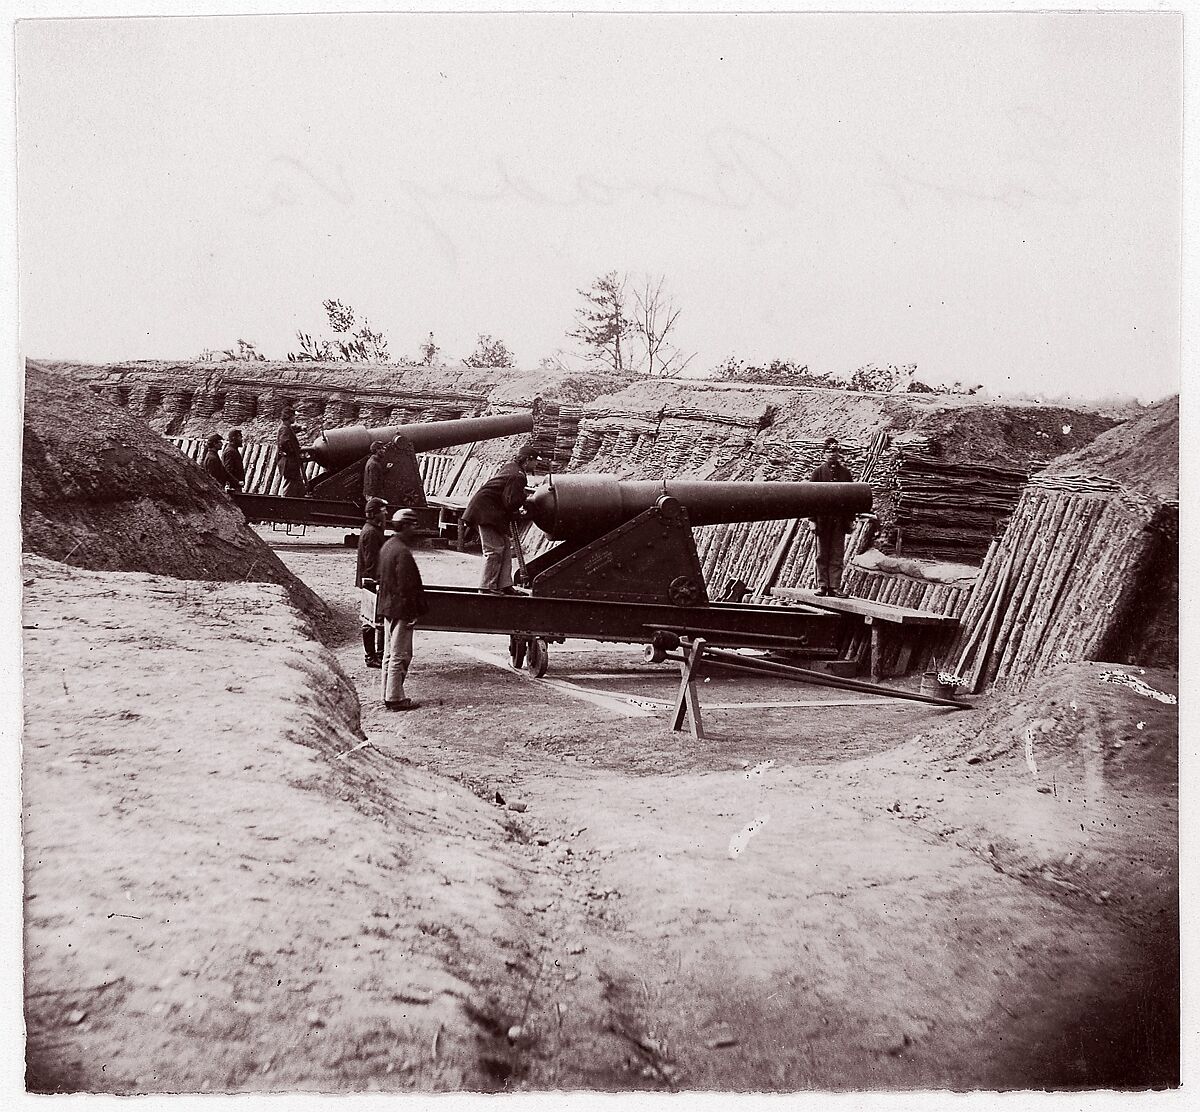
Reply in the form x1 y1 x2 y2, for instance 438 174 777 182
232 410 535 531
420 474 874 675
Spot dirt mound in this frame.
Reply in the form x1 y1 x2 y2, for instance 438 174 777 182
21 363 331 634
21 554 543 1094
867 660 1178 925
1039 395 1178 501
923 661 1177 791
901 403 1121 468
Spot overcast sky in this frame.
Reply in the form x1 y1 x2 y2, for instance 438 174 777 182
14 9 1182 401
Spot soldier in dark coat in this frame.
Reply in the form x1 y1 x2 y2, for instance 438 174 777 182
462 444 542 594
220 428 246 491
377 509 428 710
202 434 236 490
807 436 855 596
356 497 389 668
275 406 308 498
363 440 389 502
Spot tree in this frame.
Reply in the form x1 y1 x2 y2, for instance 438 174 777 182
287 298 390 362
567 271 632 374
848 363 915 392
463 334 515 368
418 332 442 367
630 275 695 378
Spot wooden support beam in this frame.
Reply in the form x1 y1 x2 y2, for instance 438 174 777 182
671 637 707 739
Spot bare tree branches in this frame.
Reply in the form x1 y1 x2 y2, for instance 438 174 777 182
630 275 695 378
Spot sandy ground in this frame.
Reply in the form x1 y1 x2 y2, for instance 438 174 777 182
20 530 1179 1095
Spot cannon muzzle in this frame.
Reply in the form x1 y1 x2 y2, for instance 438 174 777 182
526 475 872 542
306 411 534 470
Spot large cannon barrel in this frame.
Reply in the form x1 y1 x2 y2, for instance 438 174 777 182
526 475 873 542
306 411 534 470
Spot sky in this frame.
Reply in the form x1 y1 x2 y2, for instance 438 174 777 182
11 7 1183 402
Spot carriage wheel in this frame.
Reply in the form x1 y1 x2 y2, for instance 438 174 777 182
525 637 549 678
508 634 527 670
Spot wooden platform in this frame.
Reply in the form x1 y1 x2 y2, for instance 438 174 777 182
770 588 960 626
771 587 959 679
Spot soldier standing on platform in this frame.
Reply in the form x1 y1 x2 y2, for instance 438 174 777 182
363 439 389 502
275 405 308 498
807 436 855 597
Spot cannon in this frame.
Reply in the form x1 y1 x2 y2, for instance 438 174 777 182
305 412 535 473
233 409 535 533
419 473 873 674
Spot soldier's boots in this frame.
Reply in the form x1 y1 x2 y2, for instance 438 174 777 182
363 628 382 668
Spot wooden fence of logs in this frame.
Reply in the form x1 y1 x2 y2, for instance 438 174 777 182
942 478 1174 693
140 377 1174 694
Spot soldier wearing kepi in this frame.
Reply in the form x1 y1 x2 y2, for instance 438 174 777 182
378 508 428 711
363 439 389 502
356 497 389 668
807 436 856 597
462 443 543 595
275 405 308 498
220 428 246 492
202 433 236 490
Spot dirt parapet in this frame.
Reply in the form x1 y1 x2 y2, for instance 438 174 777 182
21 362 332 635
21 554 550 1094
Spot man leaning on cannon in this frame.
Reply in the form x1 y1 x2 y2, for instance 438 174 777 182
462 443 544 595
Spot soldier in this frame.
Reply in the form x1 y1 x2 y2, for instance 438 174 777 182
462 444 543 595
807 436 855 596
275 405 308 498
378 508 428 711
220 428 246 492
356 497 389 668
363 439 389 502
202 433 236 490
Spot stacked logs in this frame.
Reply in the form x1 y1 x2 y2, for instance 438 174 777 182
893 454 1034 561
944 482 1172 693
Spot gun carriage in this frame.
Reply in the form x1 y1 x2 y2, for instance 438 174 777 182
232 410 534 533
420 474 874 676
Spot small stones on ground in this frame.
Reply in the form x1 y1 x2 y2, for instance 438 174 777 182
567 941 585 954
966 754 983 764
705 1025 739 1049
65 1009 87 1026
306 1010 324 1028
532 899 553 912
493 791 505 805
1037 785 1053 794
535 836 551 846
507 1024 524 1042
507 800 528 813
564 971 579 982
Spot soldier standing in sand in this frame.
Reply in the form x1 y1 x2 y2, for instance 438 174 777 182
807 436 855 597
377 508 428 711
356 497 389 669
220 428 246 492
202 433 237 491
